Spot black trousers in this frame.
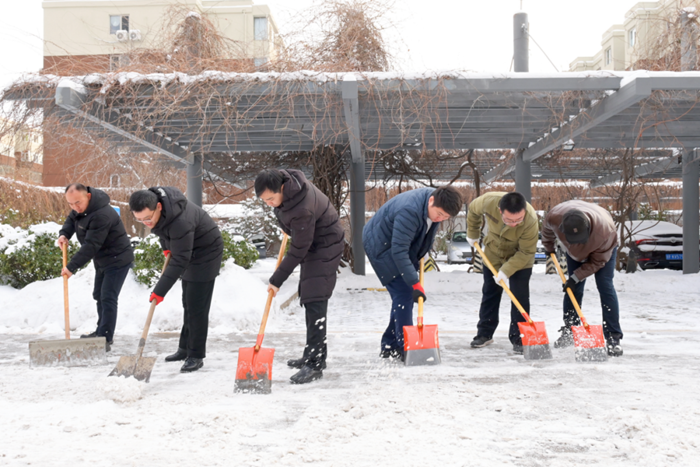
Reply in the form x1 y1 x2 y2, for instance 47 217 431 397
300 300 328 370
476 267 532 345
178 279 216 359
92 262 131 342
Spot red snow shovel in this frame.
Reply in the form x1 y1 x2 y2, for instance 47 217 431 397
234 233 289 394
403 258 440 366
108 253 171 382
550 253 607 362
474 244 552 360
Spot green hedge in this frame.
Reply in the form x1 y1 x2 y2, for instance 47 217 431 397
0 232 82 289
132 231 259 287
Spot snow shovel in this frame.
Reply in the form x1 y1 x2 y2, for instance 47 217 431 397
474 243 552 360
403 258 440 366
234 233 289 394
550 253 607 362
108 253 172 382
28 243 107 367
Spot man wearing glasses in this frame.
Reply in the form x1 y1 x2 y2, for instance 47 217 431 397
129 187 223 373
466 192 539 354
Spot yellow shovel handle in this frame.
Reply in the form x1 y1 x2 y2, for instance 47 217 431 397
256 233 289 350
417 257 425 327
549 253 589 329
62 243 70 340
474 243 533 324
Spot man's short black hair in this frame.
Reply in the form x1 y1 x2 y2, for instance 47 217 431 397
431 186 462 217
499 192 527 214
129 190 159 212
254 169 286 197
65 183 87 193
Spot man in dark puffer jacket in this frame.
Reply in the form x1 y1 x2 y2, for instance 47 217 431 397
58 184 134 351
129 187 223 373
255 169 345 385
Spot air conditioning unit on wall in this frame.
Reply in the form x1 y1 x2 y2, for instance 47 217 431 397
116 30 128 42
129 29 142 42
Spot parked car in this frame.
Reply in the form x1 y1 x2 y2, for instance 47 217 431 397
248 235 267 259
446 231 473 264
622 220 689 270
535 233 547 264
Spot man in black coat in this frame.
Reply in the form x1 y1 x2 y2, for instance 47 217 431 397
58 184 134 351
255 169 345 384
129 187 223 373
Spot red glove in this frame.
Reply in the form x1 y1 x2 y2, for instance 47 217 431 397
412 283 426 303
163 250 171 258
150 292 164 305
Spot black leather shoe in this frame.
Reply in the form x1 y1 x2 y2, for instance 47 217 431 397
180 357 204 373
512 344 523 355
287 358 327 370
290 365 323 384
80 331 98 339
165 348 187 362
379 349 403 360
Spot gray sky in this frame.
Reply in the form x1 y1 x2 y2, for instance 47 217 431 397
1 0 636 92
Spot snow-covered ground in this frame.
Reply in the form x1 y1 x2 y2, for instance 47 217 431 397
1 258 699 466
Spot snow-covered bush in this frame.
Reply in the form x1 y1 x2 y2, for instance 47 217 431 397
231 197 282 249
132 231 259 287
0 225 81 289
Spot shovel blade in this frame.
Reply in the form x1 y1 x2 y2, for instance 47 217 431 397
108 356 157 383
572 324 608 362
234 346 274 394
518 321 553 360
403 324 441 366
29 337 107 367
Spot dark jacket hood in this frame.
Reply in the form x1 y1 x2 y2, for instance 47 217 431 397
279 169 308 213
80 187 110 217
150 186 188 231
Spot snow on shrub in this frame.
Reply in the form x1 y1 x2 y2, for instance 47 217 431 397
0 223 82 289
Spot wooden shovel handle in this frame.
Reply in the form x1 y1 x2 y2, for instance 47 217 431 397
136 253 172 360
62 243 70 340
474 243 533 324
550 253 589 329
417 257 425 327
255 233 289 351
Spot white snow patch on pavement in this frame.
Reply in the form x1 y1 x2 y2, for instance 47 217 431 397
0 258 699 466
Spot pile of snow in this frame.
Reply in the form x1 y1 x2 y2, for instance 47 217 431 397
0 257 281 336
96 376 143 403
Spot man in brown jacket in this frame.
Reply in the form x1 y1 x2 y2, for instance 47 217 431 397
255 169 345 384
541 200 623 357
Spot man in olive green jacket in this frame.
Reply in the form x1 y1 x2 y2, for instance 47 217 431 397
466 192 539 353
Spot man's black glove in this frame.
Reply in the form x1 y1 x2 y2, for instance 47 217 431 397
562 277 577 293
412 283 427 303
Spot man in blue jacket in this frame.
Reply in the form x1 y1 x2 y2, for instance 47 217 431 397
363 186 462 361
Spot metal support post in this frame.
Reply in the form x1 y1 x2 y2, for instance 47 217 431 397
682 150 699 274
350 159 366 275
187 154 203 207
513 12 531 201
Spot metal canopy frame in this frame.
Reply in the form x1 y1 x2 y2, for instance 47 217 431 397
6 70 700 273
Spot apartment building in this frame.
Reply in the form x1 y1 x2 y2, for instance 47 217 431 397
569 0 679 71
0 120 43 184
41 0 283 187
43 0 283 74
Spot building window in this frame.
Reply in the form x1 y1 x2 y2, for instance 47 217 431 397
110 54 130 71
254 57 268 68
254 17 268 41
110 174 121 187
110 15 129 34
629 28 636 47
605 47 612 65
